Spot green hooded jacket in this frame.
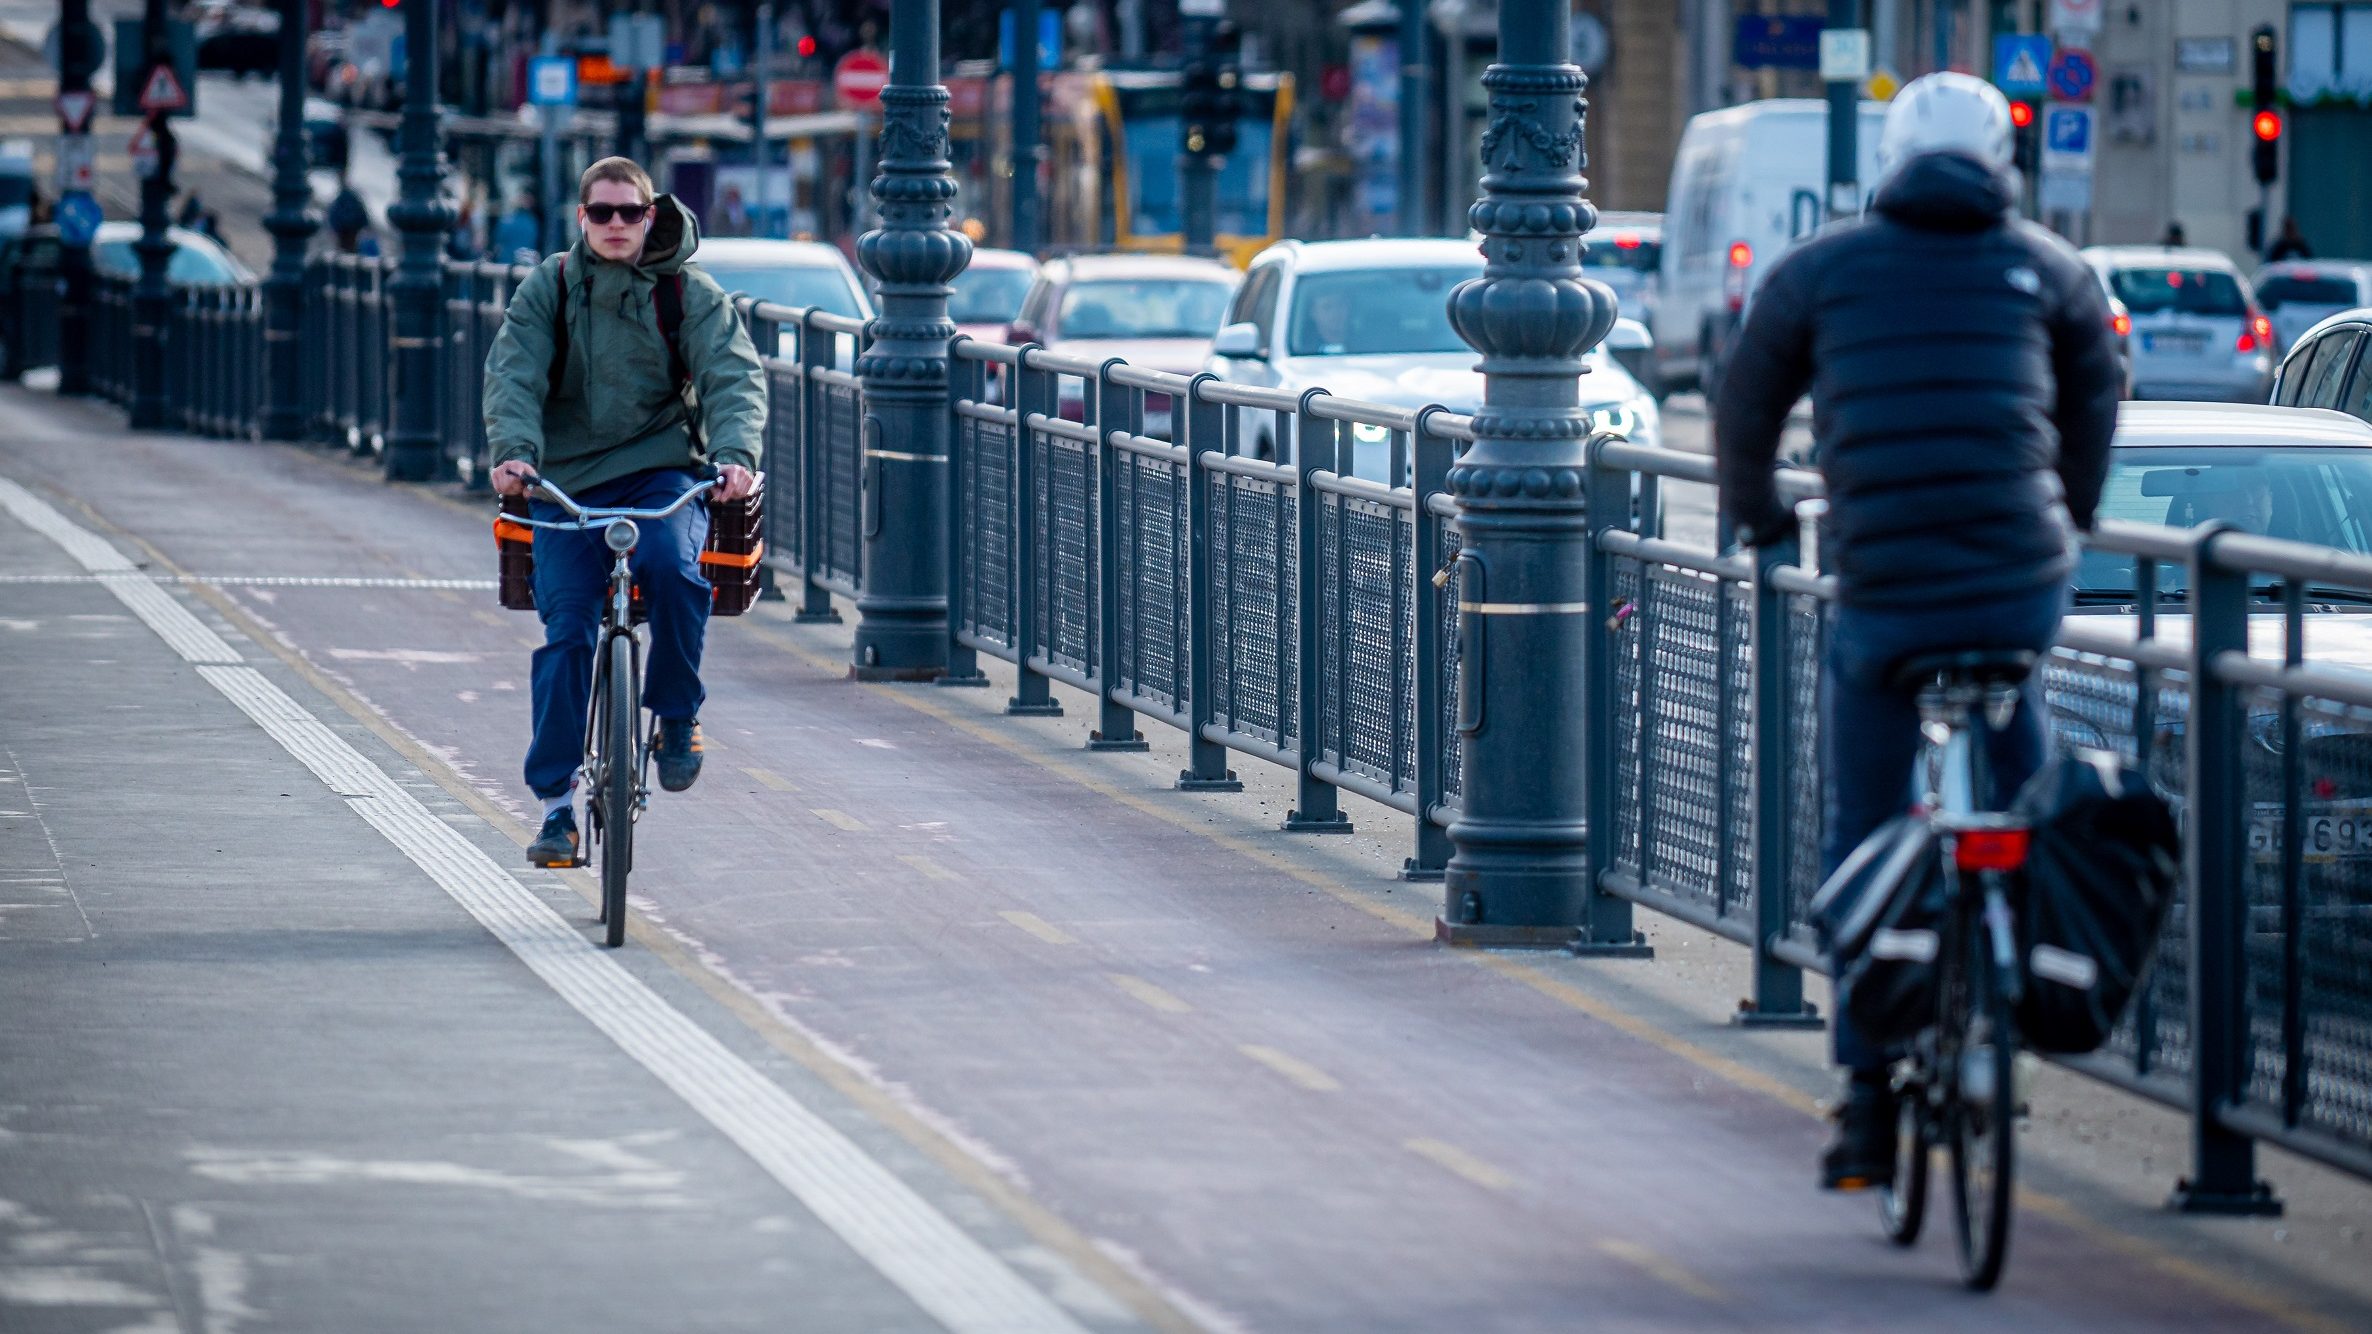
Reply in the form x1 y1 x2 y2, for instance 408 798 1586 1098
482 194 766 495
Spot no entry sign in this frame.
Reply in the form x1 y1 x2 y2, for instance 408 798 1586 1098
833 50 889 107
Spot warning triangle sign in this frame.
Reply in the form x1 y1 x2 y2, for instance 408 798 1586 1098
2005 49 2043 87
138 64 188 113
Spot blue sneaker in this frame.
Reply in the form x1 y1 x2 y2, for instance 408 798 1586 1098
656 718 704 793
526 806 580 867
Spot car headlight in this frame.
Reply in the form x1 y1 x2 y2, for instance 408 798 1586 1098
1590 395 1658 446
1350 421 1390 445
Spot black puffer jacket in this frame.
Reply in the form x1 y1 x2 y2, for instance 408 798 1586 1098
1714 152 2121 607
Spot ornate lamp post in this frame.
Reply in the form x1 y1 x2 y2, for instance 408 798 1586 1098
129 0 178 430
850 0 969 679
383 0 451 482
1436 0 1628 948
260 0 317 440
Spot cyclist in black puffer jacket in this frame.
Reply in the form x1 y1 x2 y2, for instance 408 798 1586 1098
1714 72 2122 1193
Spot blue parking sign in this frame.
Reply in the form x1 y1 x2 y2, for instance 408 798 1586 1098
1993 34 2052 96
56 190 100 248
528 56 577 108
2046 107 2091 156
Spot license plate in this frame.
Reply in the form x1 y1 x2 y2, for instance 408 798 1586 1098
2143 331 2207 355
2248 805 2372 862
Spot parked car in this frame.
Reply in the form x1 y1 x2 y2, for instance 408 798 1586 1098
2082 246 2275 403
1581 210 1663 331
694 238 873 361
2256 259 2372 353
1008 252 1239 438
193 2 280 78
86 221 255 285
1652 98 1888 399
947 248 1038 345
1205 237 1659 483
2271 307 2372 424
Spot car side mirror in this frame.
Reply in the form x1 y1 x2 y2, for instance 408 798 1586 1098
1212 321 1265 360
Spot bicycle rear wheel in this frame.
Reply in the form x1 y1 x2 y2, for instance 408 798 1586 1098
1948 925 2016 1289
1878 1072 1930 1247
599 632 636 949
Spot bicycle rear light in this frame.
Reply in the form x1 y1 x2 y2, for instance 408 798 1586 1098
1953 827 2031 872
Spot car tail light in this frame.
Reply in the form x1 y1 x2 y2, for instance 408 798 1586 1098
1953 827 2031 872
1727 241 1752 269
1614 232 1642 250
2111 311 2131 338
2237 331 2260 353
1723 241 1752 312
2251 313 2272 342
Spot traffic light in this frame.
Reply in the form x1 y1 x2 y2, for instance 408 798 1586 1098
2251 25 2281 186
2009 100 2038 175
1179 51 1218 155
1205 22 1241 157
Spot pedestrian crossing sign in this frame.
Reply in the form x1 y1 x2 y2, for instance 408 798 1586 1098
137 63 187 114
1992 34 2052 97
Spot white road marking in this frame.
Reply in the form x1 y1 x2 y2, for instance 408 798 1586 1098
0 574 498 590
0 475 1099 1334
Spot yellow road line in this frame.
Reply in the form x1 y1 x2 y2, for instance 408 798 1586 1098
1000 910 1076 945
899 853 961 883
1107 973 1192 1014
741 765 799 792
1238 1044 1340 1093
1597 1239 1727 1305
1403 1138 1513 1192
810 807 868 832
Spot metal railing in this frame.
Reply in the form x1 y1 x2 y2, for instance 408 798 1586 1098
8 251 2367 1206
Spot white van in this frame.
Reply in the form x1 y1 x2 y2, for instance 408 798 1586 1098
1651 99 1888 399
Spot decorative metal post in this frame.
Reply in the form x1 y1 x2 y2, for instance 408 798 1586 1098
260 0 317 440
129 0 178 430
1436 0 1629 949
850 0 969 679
1010 0 1042 253
384 0 451 481
52 0 99 396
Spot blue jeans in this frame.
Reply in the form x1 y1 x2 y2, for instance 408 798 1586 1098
1820 584 2066 1072
524 468 712 800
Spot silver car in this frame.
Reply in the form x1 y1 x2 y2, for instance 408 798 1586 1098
1204 237 1658 484
2083 246 2275 403
2256 259 2372 353
1580 211 1662 330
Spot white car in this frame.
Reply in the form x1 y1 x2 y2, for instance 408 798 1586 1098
1205 237 1659 484
2082 246 2276 404
694 238 872 360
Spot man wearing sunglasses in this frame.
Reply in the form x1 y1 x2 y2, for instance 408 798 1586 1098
483 156 767 867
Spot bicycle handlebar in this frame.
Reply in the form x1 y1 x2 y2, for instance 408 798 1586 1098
509 475 721 532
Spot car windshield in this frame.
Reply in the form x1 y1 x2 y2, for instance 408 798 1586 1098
1057 279 1232 340
2258 274 2358 308
948 266 1033 324
702 265 865 319
1286 265 1480 357
2111 267 2249 317
1582 234 1660 272
93 239 242 284
2076 446 2372 597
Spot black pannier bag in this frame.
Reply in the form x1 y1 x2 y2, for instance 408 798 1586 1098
2009 750 2180 1055
1811 815 1951 1049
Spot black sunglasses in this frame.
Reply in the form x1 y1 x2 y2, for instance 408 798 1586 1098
584 202 651 225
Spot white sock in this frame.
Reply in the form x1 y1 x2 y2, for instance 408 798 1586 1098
541 791 572 820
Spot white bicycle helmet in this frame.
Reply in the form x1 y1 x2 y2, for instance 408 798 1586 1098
1875 72 2015 183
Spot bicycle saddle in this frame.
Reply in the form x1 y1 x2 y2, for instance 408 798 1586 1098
1885 647 2037 694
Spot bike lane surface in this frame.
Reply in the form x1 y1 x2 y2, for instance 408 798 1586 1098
0 386 2353 1331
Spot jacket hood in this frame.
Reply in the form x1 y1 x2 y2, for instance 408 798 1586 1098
1872 152 2016 233
572 193 700 275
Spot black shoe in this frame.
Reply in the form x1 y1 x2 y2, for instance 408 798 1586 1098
527 806 580 867
1821 1076 1897 1192
656 718 704 793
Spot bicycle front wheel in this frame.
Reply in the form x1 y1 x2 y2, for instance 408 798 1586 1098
600 632 636 949
1948 925 2016 1290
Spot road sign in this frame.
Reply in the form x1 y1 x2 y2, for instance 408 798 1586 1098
55 190 100 247
137 63 187 114
54 90 95 134
528 56 577 108
56 134 94 192
2044 105 2095 160
833 50 889 107
2047 48 2097 103
127 122 158 179
1993 34 2052 96
1866 68 1901 101
2049 0 2104 36
607 14 665 73
1819 28 1871 83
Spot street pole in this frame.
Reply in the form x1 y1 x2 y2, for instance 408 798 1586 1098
1437 0 1629 948
1179 8 1217 257
130 0 178 430
616 6 649 164
384 0 450 482
1010 0 1042 254
53 0 96 396
1397 0 1429 236
261 0 317 440
1825 0 1863 221
849 0 969 679
752 3 772 237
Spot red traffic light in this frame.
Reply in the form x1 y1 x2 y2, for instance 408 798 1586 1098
797 35 818 58
2008 100 2035 129
2254 109 2283 141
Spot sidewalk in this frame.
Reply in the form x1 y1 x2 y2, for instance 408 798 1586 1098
1 383 2367 1330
